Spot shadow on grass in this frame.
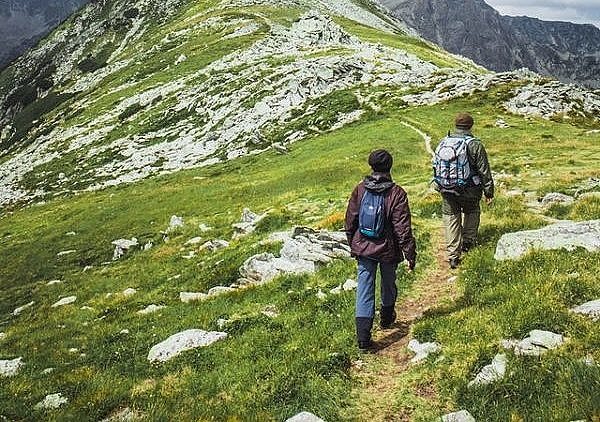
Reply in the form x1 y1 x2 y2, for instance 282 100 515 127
373 321 410 352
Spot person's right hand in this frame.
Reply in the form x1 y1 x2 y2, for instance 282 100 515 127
485 196 494 205
408 260 416 271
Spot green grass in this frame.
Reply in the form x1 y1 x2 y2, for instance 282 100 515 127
1 0 600 420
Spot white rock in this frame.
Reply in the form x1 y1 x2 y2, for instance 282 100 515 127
216 318 231 329
330 285 342 294
571 299 600 320
57 250 76 257
69 348 79 353
175 54 187 65
201 239 230 251
504 330 565 356
208 286 235 297
34 393 68 410
0 357 23 377
122 288 137 297
285 411 325 422
81 306 94 311
137 304 166 315
120 329 130 335
494 220 600 261
147 329 228 363
261 305 279 318
101 407 141 422
112 238 139 260
51 296 77 308
46 279 62 286
0 332 5 340
13 301 35 316
541 192 575 207
180 292 208 303
441 410 476 422
342 279 358 291
184 237 203 246
41 368 54 375
198 223 212 232
316 289 327 300
468 354 507 387
168 215 184 231
408 339 441 363
448 276 458 283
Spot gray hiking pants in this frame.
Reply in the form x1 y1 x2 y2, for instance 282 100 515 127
441 189 482 260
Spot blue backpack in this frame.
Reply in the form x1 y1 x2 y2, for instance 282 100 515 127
359 190 385 239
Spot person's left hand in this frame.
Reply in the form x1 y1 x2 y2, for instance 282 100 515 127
485 196 494 205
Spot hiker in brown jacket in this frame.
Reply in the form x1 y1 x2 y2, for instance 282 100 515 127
345 150 417 351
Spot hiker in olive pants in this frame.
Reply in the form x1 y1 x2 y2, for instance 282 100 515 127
436 113 494 269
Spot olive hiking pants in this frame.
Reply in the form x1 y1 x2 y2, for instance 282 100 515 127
441 189 482 260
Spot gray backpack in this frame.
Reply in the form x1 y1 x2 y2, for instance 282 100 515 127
433 135 474 190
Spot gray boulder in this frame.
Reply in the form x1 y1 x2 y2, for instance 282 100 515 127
0 357 23 377
51 296 77 308
34 393 68 410
286 411 325 422
112 238 139 260
571 299 600 321
494 220 600 261
13 301 34 316
147 329 228 363
468 354 506 387
503 330 565 356
441 410 476 422
541 192 575 207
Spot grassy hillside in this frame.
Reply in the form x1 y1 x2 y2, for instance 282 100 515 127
0 0 599 421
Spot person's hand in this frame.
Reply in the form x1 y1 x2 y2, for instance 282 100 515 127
407 260 416 272
485 196 494 205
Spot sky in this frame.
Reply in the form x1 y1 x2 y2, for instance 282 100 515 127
485 0 600 28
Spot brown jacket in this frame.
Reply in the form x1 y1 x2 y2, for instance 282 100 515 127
344 173 417 264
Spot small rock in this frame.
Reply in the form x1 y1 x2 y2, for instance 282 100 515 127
261 305 279 318
0 357 23 377
46 279 62 286
330 285 342 294
81 306 94 311
0 332 5 340
448 276 458 283
216 318 231 329
468 354 507 387
175 54 187 65
41 368 54 375
137 304 166 315
167 215 184 232
198 223 212 232
541 192 575 207
342 279 358 291
208 286 235 297
122 288 137 297
101 407 142 422
285 411 325 422
184 237 203 246
571 299 600 320
180 292 208 303
495 119 509 128
408 339 441 363
316 289 327 300
441 410 476 422
201 239 230 251
147 329 228 363
51 296 77 308
34 393 68 410
57 250 76 257
69 348 79 353
232 208 266 238
112 238 139 260
65 231 77 236
119 329 130 335
13 301 35 316
504 330 565 356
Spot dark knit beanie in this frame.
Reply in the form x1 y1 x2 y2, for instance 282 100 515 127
368 149 393 172
455 112 474 129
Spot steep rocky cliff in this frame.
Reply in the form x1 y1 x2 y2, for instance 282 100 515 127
0 0 90 69
378 0 600 88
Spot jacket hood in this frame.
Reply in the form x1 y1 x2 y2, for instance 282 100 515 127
363 172 395 193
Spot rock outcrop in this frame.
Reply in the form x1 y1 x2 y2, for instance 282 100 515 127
494 220 600 261
147 329 228 363
0 357 23 377
572 299 600 321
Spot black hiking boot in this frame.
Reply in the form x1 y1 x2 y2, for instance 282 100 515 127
356 317 374 352
449 257 461 269
462 241 475 253
380 306 397 329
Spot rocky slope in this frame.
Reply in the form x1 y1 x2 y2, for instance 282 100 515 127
377 0 600 88
0 0 90 69
0 0 599 213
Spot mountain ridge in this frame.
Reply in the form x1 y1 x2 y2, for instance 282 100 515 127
377 0 600 88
